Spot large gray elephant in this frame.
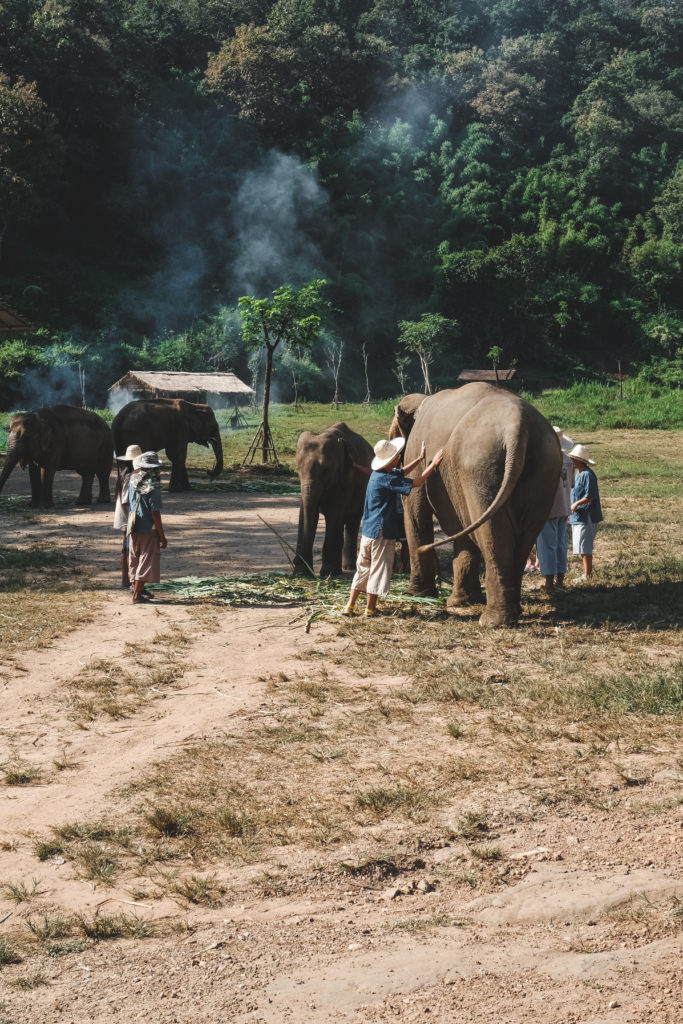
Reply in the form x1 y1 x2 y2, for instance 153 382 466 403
112 398 223 492
294 422 374 577
389 384 561 627
0 405 113 507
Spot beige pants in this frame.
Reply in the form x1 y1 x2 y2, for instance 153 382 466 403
129 531 161 582
350 533 396 597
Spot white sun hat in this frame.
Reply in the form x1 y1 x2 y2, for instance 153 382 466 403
553 426 575 453
115 444 143 462
567 443 595 465
371 436 406 471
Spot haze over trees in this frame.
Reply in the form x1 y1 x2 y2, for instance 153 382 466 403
0 0 681 405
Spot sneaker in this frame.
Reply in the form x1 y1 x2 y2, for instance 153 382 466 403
341 604 355 616
573 574 590 584
364 608 377 617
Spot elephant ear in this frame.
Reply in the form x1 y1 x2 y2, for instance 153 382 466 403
337 436 354 475
37 413 55 457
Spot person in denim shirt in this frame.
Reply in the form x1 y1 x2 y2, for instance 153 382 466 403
343 437 443 617
568 443 602 582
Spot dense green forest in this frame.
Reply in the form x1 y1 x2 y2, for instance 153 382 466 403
1 0 682 406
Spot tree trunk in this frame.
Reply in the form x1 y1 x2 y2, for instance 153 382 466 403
261 343 274 464
420 354 432 395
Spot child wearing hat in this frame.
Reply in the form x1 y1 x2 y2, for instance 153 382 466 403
568 444 602 582
127 451 168 604
343 438 443 616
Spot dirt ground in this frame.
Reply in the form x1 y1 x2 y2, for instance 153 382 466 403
0 467 681 1024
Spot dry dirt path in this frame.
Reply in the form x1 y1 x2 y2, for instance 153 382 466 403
1 472 682 1024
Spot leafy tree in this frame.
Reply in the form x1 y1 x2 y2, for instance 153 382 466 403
238 279 328 462
397 312 458 394
0 74 62 260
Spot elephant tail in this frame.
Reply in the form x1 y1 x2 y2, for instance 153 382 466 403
417 426 527 555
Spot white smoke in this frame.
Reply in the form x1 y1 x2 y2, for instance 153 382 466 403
230 151 328 297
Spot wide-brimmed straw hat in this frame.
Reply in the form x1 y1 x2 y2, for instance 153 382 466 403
371 437 406 471
553 426 575 453
133 450 164 471
115 444 142 462
567 443 595 466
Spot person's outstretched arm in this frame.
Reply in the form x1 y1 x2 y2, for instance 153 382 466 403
411 449 444 488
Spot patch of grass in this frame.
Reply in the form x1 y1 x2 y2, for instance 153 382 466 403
446 720 463 739
78 845 118 885
145 805 194 838
44 940 88 957
251 871 287 897
0 937 22 965
74 912 151 941
33 839 64 861
3 878 43 902
456 811 490 840
2 761 41 786
8 970 47 990
471 845 503 862
355 786 427 818
169 874 226 907
26 914 75 941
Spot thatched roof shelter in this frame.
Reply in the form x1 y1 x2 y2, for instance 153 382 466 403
0 300 34 333
457 369 517 384
109 371 254 409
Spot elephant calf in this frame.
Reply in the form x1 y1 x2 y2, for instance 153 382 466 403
0 405 113 507
294 422 374 577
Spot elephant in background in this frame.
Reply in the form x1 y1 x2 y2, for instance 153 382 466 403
0 405 113 507
294 422 374 577
389 384 561 627
112 398 223 492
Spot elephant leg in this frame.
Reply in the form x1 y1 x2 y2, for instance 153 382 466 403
448 538 484 609
167 442 190 492
405 487 438 597
477 514 524 628
41 466 56 508
293 498 318 576
321 508 344 577
96 470 111 504
76 473 94 505
342 511 361 571
28 464 42 507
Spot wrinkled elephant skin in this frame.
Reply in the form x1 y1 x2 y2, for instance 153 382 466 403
392 384 561 627
0 405 113 508
112 398 223 492
294 422 373 577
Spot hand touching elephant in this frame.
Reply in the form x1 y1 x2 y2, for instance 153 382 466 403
389 384 561 627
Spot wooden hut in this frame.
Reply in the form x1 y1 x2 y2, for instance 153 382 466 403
108 371 254 409
0 300 34 334
457 369 517 385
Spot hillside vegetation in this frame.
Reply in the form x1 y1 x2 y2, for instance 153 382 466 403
1 1 682 404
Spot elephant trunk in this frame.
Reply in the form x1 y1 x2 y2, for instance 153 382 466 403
293 483 319 575
0 447 20 493
207 431 223 479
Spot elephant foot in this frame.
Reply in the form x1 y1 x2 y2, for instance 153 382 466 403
342 562 356 572
320 566 343 579
75 500 92 506
479 606 519 628
447 589 484 609
407 582 438 598
96 496 111 505
446 605 479 618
